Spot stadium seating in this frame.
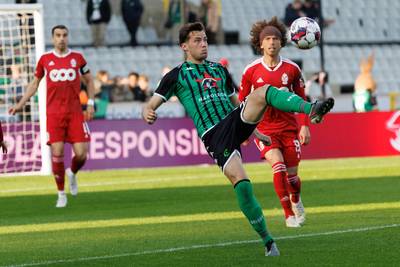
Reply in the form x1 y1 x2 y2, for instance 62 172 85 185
220 0 400 43
73 43 400 94
3 0 398 46
1 0 399 93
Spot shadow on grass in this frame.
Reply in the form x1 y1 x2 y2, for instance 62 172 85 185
0 175 399 227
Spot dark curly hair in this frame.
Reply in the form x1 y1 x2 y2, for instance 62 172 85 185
250 16 287 54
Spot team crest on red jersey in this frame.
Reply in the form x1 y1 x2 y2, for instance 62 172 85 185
70 58 77 67
196 72 221 90
281 73 288 85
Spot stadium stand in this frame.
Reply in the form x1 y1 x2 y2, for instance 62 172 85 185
1 0 399 97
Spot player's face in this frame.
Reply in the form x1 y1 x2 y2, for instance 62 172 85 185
261 35 281 57
181 31 208 63
52 29 69 52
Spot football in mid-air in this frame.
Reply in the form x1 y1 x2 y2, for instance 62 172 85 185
289 17 321 49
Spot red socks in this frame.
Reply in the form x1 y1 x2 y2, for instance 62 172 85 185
70 156 86 174
286 174 301 203
52 155 65 191
272 162 294 218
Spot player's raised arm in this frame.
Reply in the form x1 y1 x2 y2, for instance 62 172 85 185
142 95 164 124
9 76 41 115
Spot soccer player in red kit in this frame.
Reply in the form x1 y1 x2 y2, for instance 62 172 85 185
239 17 310 227
9 25 95 208
0 121 7 154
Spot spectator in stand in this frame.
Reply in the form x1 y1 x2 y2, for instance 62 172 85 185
86 0 111 47
301 0 319 21
284 0 305 27
199 0 221 44
353 53 378 112
126 72 141 99
302 0 334 27
304 71 332 102
121 0 144 47
15 0 37 44
0 121 7 154
164 0 195 44
94 70 113 101
135 74 151 102
110 75 133 102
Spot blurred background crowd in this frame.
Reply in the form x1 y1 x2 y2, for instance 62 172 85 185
2 0 400 119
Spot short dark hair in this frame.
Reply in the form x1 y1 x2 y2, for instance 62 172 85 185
179 22 205 45
51 25 69 36
128 72 139 78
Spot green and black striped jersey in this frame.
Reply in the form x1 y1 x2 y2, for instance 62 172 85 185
155 60 237 137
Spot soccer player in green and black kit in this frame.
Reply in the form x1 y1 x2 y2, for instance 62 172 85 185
143 22 334 256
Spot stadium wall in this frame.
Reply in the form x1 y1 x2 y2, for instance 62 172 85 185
59 111 400 170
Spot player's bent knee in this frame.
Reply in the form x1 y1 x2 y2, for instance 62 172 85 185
224 155 247 184
74 153 87 162
248 88 267 107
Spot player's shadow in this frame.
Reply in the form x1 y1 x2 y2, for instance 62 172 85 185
1 175 399 228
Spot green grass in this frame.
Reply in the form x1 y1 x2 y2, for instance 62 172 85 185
1 156 400 266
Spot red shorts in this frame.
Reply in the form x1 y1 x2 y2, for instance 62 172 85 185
46 112 90 145
254 131 301 168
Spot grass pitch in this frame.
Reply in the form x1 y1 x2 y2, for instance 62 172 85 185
1 156 399 266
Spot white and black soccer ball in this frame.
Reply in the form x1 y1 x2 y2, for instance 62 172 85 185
289 17 321 49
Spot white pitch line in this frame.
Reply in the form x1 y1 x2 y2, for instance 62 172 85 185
2 223 399 267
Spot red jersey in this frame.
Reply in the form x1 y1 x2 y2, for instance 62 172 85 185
35 50 89 115
239 57 309 135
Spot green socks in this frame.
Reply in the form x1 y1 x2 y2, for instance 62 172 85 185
234 179 273 246
265 85 312 114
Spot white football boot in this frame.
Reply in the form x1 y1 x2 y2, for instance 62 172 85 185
291 198 306 225
285 215 301 228
56 191 67 208
66 168 78 196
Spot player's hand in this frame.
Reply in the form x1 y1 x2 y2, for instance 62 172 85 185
0 141 7 154
241 139 250 146
254 129 271 146
299 126 311 145
258 134 271 146
8 105 21 115
86 105 95 121
142 107 157 124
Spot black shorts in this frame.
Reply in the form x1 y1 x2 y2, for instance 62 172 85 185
202 104 257 171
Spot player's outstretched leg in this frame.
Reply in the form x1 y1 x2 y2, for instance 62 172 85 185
264 86 335 123
242 85 334 124
309 98 335 124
